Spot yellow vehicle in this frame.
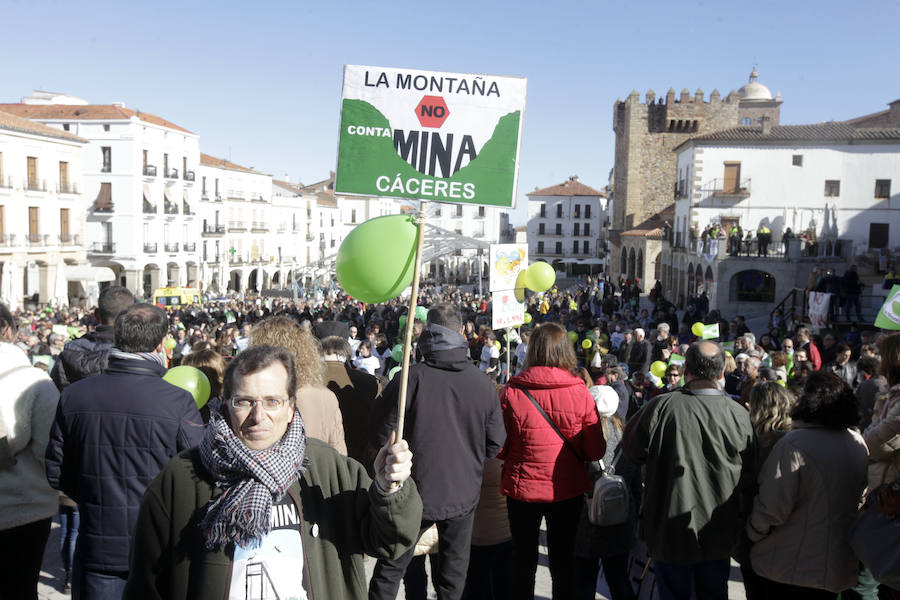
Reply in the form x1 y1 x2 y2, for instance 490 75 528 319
151 286 202 307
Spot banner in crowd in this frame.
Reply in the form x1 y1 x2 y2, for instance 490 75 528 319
874 285 900 330
492 290 525 330
489 244 527 292
808 291 832 330
335 65 527 207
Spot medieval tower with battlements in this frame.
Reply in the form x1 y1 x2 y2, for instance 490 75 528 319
609 68 782 284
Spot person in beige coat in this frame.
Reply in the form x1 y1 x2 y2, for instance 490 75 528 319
863 333 900 492
747 371 868 597
250 316 346 454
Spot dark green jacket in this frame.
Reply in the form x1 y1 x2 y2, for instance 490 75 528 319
124 439 423 599
622 385 756 565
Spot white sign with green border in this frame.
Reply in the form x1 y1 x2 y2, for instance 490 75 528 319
335 65 526 208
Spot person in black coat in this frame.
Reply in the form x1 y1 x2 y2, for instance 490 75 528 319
369 303 506 600
50 286 135 391
45 304 204 598
627 328 652 377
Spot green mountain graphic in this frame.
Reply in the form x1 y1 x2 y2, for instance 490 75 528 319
336 98 520 206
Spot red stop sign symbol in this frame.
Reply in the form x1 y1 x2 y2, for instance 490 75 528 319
415 95 450 128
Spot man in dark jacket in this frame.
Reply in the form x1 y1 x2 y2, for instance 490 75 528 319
45 304 204 599
50 286 134 390
369 303 506 600
622 341 755 600
627 327 652 377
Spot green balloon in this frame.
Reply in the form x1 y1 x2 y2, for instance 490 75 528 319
568 331 578 343
163 366 211 409
415 305 429 323
399 315 407 332
525 261 555 292
336 215 418 303
582 338 593 349
392 344 405 364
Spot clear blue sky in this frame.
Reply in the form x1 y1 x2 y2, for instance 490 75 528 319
6 0 899 224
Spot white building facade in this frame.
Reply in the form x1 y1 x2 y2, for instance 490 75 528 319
0 110 89 309
526 176 608 276
0 97 203 298
663 122 900 312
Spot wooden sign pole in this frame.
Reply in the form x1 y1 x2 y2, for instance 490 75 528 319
396 201 426 440
506 327 511 383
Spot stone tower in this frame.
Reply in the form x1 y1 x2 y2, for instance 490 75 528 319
609 69 782 279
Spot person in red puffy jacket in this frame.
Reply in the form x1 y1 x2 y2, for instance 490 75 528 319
499 322 606 599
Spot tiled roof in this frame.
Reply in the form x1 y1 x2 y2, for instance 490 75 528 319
0 109 88 143
200 153 259 174
620 204 674 240
527 176 605 197
316 191 337 208
0 103 193 134
680 122 900 146
845 110 892 128
272 179 303 193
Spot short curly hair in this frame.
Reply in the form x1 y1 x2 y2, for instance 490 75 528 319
249 316 324 388
792 371 858 429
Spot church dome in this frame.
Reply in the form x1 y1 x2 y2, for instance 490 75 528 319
738 67 773 101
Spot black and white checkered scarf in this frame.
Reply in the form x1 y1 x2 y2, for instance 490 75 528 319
199 406 307 550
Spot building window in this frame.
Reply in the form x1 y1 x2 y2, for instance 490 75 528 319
572 240 579 253
555 242 562 254
143 149 148 169
101 147 111 172
215 178 219 195
583 240 589 254
478 206 485 217
202 176 207 194
163 153 169 174
103 124 110 132
27 156 39 189
584 223 590 236
792 154 803 167
538 223 545 234
824 180 841 197
537 241 544 253
555 223 562 235
60 208 70 236
742 117 751 126
556 204 562 218
573 223 580 236
62 123 70 131
585 205 591 218
875 179 892 199
723 162 741 194
28 206 39 237
539 203 545 218
869 223 889 249
456 204 463 217
59 161 69 192
351 208 357 223
574 204 581 218
183 157 188 175
434 207 441 217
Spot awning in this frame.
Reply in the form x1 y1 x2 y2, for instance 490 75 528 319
67 265 116 282
95 183 113 210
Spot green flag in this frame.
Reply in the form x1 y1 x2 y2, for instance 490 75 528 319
669 354 686 366
874 285 900 330
701 323 720 340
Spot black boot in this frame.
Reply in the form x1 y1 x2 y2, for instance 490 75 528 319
63 569 71 593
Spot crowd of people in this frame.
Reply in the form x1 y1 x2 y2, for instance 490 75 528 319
0 273 898 600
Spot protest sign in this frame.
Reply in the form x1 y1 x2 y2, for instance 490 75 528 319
874 285 900 330
489 244 527 292
492 290 525 330
335 65 526 207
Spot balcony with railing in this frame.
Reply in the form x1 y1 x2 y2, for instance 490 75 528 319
100 164 111 174
202 224 225 236
229 255 244 266
183 170 195 182
57 182 79 194
164 168 179 179
700 178 752 199
164 199 179 215
26 179 47 192
214 194 222 202
227 191 245 201
0 176 12 189
143 165 157 177
183 242 196 252
250 194 266 203
201 191 209 201
89 241 115 254
144 242 158 253
26 234 49 246
228 221 247 232
0 234 16 247
251 221 268 232
59 234 79 245
164 242 179 253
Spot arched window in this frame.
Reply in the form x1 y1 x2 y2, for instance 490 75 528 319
628 248 636 280
621 247 628 275
637 249 644 279
730 269 776 302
